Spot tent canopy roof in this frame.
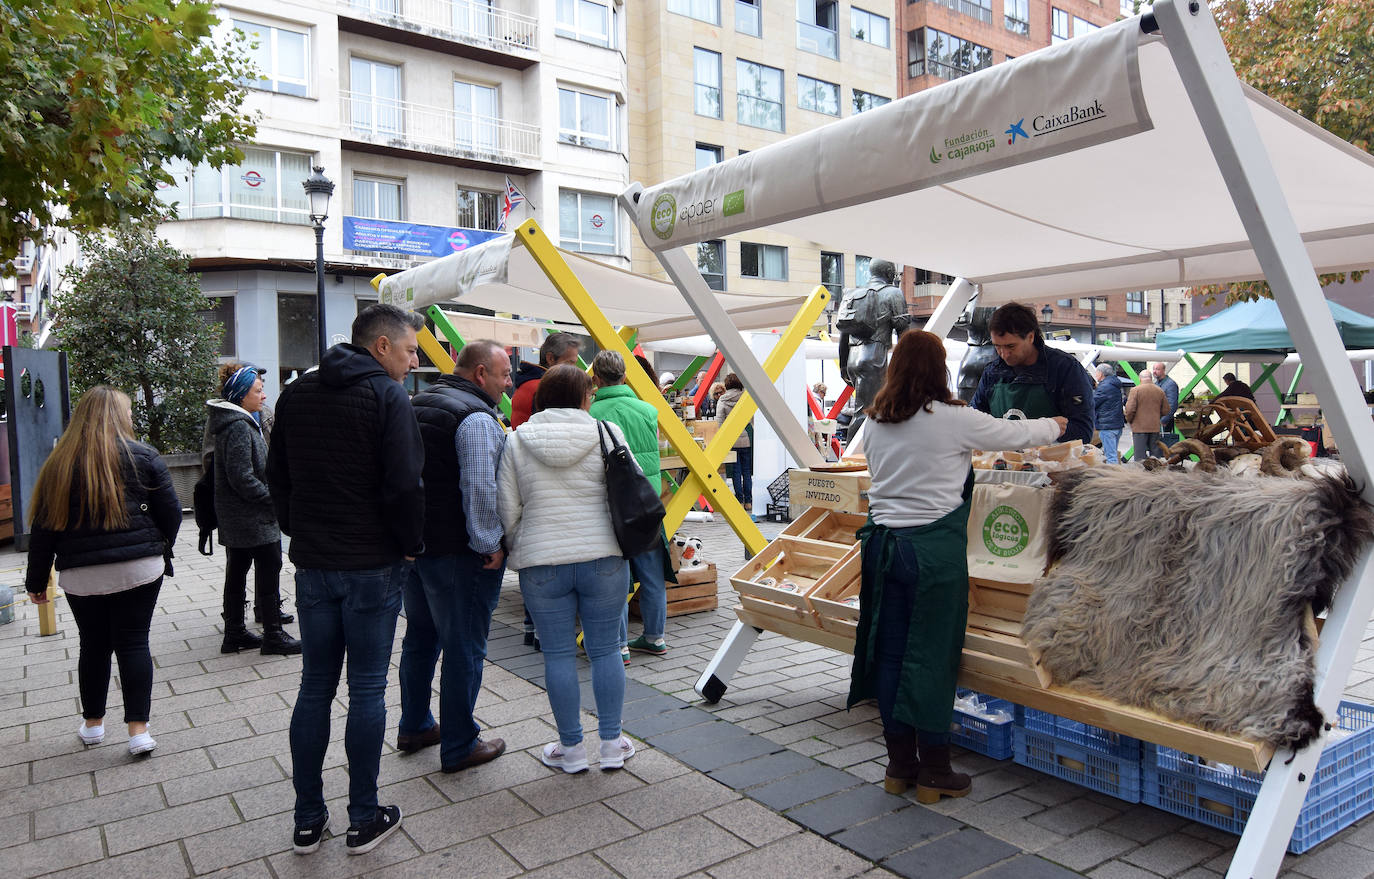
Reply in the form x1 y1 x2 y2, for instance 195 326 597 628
376 233 808 343
1155 298 1374 353
632 19 1374 304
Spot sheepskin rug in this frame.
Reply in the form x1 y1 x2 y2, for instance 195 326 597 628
1022 467 1374 750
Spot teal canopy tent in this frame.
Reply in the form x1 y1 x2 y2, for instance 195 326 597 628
1156 298 1374 353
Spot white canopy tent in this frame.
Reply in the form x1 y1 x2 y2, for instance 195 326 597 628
376 233 808 344
622 4 1374 877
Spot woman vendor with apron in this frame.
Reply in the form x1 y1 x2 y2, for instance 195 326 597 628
968 303 1095 444
848 331 1065 803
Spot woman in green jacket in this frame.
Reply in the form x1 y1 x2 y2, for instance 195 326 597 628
588 351 670 660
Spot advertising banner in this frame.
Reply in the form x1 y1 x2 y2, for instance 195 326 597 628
343 217 502 258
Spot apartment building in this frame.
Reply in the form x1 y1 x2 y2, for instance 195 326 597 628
626 2 899 315
152 0 632 397
897 0 1151 340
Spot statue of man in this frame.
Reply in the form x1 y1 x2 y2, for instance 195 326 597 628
837 259 910 435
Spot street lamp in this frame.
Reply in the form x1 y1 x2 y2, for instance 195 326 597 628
1041 304 1054 333
302 166 335 363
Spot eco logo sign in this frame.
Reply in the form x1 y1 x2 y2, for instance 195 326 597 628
982 505 1029 557
723 189 745 217
650 193 677 240
929 127 995 164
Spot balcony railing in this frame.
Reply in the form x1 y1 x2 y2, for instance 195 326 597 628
916 0 993 25
1004 14 1029 35
8 256 33 274
341 92 541 165
337 0 538 58
796 21 838 59
736 0 761 36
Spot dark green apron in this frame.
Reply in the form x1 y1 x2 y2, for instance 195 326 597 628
988 380 1056 421
847 470 974 733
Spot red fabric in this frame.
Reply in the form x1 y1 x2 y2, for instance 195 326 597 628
510 379 539 427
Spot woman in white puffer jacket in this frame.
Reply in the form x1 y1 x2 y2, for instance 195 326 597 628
498 363 638 774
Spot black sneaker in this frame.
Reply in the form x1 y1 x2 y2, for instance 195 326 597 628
292 811 329 855
346 805 402 855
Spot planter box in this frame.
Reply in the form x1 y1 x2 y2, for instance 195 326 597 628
633 562 720 618
162 452 203 513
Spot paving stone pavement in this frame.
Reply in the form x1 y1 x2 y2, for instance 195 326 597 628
0 514 1371 878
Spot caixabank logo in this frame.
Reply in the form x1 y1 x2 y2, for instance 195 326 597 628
1029 98 1107 138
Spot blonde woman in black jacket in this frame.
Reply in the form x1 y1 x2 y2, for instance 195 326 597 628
25 386 181 756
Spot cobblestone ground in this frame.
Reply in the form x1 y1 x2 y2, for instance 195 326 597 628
1 513 1372 879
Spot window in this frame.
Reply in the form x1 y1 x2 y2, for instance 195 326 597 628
1052 8 1071 42
1074 16 1100 38
454 0 495 39
556 0 614 47
669 0 721 24
821 252 843 298
698 240 726 290
1126 290 1145 314
353 177 404 220
696 143 723 169
798 75 840 116
740 242 787 280
850 7 889 47
736 0 761 36
797 0 838 58
278 293 318 383
855 255 871 287
457 188 500 230
694 49 722 119
908 28 992 81
234 19 309 97
559 87 614 150
559 190 617 254
852 89 890 114
197 295 237 357
350 58 401 136
158 149 312 224
454 80 499 151
737 60 783 131
913 267 952 285
921 0 992 24
1004 0 1029 35
1057 298 1073 307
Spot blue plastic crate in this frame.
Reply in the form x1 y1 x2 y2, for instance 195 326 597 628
1143 700 1374 853
951 689 1016 760
1017 706 1144 760
1013 726 1143 802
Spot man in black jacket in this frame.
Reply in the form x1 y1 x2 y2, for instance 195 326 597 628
397 339 512 773
267 303 425 857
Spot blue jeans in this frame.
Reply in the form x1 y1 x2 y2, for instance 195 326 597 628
729 445 754 510
290 562 406 829
398 553 504 766
620 542 668 645
520 557 627 746
1099 428 1122 464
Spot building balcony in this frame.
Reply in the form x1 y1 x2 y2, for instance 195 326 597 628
796 21 838 59
335 0 538 69
340 92 542 172
910 0 993 26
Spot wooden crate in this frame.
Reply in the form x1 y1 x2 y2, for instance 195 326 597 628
808 544 862 636
729 535 850 626
632 562 719 618
788 468 871 512
968 577 1034 623
781 507 865 546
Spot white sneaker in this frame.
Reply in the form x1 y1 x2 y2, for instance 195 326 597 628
541 740 588 774
599 736 636 770
77 722 104 746
128 732 157 756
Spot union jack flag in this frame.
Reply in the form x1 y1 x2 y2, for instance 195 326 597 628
499 176 527 231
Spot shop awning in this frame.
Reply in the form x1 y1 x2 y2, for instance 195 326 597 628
375 232 808 343
1156 298 1374 353
631 20 1374 303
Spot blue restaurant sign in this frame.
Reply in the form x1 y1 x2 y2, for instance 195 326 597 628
342 217 503 258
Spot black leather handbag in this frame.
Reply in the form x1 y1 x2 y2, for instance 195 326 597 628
596 421 666 557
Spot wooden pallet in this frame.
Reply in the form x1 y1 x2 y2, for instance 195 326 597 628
631 563 720 618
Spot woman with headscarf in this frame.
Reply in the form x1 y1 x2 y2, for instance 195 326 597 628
206 363 301 655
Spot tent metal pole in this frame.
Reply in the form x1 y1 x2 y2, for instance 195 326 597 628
620 184 826 471
1153 2 1374 877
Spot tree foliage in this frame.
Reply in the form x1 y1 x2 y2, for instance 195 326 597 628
55 229 220 453
1191 0 1372 304
0 0 257 266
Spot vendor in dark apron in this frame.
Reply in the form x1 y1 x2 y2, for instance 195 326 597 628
847 330 1065 805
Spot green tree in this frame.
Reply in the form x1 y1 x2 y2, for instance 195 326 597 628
0 0 257 267
1194 0 1371 303
55 228 220 452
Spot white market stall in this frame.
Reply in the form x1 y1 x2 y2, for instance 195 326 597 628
619 3 1374 877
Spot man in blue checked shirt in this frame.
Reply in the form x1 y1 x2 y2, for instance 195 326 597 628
397 339 513 773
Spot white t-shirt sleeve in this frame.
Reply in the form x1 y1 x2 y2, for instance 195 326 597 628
955 405 1062 451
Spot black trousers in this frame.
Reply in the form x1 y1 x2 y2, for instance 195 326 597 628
223 541 283 627
65 577 162 723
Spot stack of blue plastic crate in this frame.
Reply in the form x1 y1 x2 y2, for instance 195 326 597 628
1013 706 1144 802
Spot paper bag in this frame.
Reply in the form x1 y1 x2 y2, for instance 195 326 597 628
966 482 1051 584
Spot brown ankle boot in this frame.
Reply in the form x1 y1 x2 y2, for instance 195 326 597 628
915 743 971 804
883 729 920 794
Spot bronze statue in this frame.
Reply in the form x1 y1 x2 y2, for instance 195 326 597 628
837 259 911 436
957 305 999 402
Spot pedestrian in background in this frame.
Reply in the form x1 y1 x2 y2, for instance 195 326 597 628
25 386 181 757
1152 362 1180 443
267 304 425 856
510 332 580 428
1092 363 1126 464
715 373 755 516
1124 370 1169 461
499 364 638 774
206 363 300 657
